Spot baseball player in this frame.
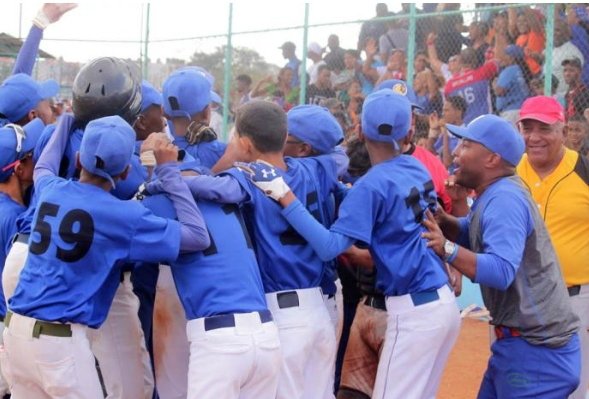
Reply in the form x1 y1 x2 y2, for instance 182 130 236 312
164 67 227 169
0 119 45 398
145 100 347 399
141 162 282 399
238 90 461 399
423 114 581 397
282 104 346 395
1 115 209 398
3 57 155 399
283 104 344 329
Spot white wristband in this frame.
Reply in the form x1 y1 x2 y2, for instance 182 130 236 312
140 150 157 167
32 10 51 30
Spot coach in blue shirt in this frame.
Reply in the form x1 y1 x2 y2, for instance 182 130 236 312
423 114 581 398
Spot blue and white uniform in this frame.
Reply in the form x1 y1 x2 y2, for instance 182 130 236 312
280 154 461 399
146 153 344 399
142 193 281 399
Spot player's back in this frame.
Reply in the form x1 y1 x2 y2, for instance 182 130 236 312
10 175 180 328
225 155 339 293
142 193 267 319
334 154 448 296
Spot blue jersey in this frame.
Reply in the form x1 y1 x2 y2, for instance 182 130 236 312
0 194 26 317
172 135 226 169
495 64 530 112
142 194 267 319
331 155 449 296
444 62 498 124
9 174 181 328
18 122 147 233
225 156 339 293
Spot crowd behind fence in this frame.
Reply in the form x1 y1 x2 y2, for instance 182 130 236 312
6 3 589 152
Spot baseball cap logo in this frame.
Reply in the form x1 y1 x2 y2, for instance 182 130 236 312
392 83 407 96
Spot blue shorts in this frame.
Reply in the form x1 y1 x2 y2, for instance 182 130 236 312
477 332 581 398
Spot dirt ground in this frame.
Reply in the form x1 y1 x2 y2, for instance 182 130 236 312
438 318 491 399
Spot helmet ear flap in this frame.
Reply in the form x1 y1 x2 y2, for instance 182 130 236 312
72 57 142 125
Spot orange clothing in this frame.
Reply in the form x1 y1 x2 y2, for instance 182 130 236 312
516 31 545 75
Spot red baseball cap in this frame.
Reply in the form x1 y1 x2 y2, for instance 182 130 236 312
517 96 565 124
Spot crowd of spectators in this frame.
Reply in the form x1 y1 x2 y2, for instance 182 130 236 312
229 3 589 162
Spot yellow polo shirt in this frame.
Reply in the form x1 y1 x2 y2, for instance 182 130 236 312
517 148 589 286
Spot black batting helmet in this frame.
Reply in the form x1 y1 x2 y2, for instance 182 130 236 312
72 57 142 124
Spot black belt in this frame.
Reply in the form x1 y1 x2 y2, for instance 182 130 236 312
204 310 273 331
364 295 386 311
5 311 72 338
276 291 300 309
568 285 581 296
12 233 30 245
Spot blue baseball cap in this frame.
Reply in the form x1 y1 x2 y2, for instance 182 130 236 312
0 118 45 180
287 105 344 154
504 44 524 60
375 79 423 110
0 73 59 122
163 69 212 119
361 89 412 143
79 115 135 188
446 114 525 167
183 66 223 105
140 80 163 113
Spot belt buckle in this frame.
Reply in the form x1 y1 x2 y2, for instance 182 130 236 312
277 291 299 309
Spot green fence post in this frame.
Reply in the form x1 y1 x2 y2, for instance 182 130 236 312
299 3 310 105
222 3 233 141
544 4 555 96
142 3 150 79
407 4 416 86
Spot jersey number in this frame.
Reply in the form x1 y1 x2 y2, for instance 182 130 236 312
29 202 95 262
405 180 436 223
203 204 252 256
457 87 475 104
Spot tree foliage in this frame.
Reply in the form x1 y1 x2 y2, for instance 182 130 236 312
189 45 278 91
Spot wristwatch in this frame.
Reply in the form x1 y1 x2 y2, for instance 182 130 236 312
444 239 458 263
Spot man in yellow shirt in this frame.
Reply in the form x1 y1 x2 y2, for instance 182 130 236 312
517 95 589 399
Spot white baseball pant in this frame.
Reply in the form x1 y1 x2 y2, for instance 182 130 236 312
569 283 589 399
372 284 460 399
186 311 282 399
1 312 103 399
3 239 28 304
266 287 337 399
88 272 154 399
1 238 30 398
153 265 189 399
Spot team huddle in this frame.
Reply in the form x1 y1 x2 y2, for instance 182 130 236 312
0 4 587 399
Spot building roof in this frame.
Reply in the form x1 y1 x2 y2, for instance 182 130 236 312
0 33 54 59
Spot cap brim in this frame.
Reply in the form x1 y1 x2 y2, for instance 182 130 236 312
21 118 45 154
38 79 59 100
210 91 222 104
517 114 560 125
445 123 470 140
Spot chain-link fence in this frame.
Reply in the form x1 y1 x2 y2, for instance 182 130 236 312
4 3 589 145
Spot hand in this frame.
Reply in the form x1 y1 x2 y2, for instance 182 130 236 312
140 132 169 153
421 209 446 258
153 140 179 165
450 266 463 296
429 111 440 130
444 175 470 202
234 160 292 201
364 38 378 57
34 3 77 29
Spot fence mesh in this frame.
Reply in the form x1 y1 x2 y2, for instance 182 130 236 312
3 3 589 148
